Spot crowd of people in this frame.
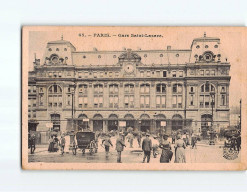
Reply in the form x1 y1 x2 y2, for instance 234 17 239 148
29 127 241 163
99 128 191 163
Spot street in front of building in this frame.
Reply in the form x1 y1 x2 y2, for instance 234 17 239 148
28 137 241 164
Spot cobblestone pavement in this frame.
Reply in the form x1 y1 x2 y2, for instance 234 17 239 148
28 137 241 164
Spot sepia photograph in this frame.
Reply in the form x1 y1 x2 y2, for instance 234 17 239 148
22 26 247 170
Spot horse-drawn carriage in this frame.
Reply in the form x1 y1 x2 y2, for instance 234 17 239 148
72 131 98 155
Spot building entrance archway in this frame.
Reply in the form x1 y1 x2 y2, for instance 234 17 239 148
108 114 118 131
93 114 103 132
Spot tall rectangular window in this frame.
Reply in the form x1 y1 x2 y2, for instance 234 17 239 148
172 70 176 77
190 95 194 106
163 71 167 77
109 84 118 108
140 84 150 108
179 71 183 77
221 94 226 106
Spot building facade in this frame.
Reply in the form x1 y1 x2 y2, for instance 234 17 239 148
28 34 231 143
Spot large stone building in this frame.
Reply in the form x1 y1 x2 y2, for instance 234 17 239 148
28 34 231 143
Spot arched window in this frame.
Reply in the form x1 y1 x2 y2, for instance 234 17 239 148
156 84 166 108
109 84 118 108
48 85 62 108
140 84 150 108
124 84 134 108
172 84 182 108
172 114 183 131
94 84 103 108
199 83 215 108
78 84 88 108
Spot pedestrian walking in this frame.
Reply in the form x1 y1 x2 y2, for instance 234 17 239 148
115 133 126 163
60 135 66 155
182 133 187 146
142 133 152 163
29 134 36 154
191 133 197 149
53 135 59 152
152 135 160 158
102 134 113 158
172 131 176 144
137 131 142 148
127 132 134 148
174 133 186 163
48 136 54 152
159 134 173 163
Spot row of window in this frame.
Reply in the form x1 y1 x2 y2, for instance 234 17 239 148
48 48 67 52
44 69 225 79
196 44 218 49
35 84 227 95
28 110 36 118
38 84 227 108
28 86 36 93
81 53 181 59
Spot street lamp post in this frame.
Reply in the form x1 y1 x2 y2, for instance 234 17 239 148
70 83 76 132
209 91 216 145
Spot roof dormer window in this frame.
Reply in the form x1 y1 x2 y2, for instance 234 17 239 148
196 45 200 49
56 48 59 51
205 45 209 48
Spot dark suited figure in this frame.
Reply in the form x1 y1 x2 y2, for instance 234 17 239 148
137 131 142 148
236 135 241 152
116 133 126 163
29 135 36 154
172 131 176 144
142 133 152 163
60 135 66 155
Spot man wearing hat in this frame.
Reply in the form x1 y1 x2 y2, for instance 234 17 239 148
159 134 173 163
60 135 66 155
115 132 126 163
29 134 36 154
142 133 152 163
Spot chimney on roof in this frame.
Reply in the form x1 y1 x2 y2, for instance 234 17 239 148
167 46 171 50
204 32 206 37
123 47 126 51
93 47 98 51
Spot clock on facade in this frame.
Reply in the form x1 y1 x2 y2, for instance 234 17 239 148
124 64 134 74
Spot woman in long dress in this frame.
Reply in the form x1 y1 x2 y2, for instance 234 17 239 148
174 133 186 163
48 136 54 152
159 134 173 163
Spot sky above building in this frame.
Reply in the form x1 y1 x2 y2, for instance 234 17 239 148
27 27 244 108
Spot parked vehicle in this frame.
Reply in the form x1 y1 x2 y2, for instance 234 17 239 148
72 132 98 155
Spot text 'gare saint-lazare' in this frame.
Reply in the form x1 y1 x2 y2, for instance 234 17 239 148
78 33 163 38
28 33 230 144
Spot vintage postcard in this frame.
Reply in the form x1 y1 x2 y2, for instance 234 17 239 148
22 26 247 170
